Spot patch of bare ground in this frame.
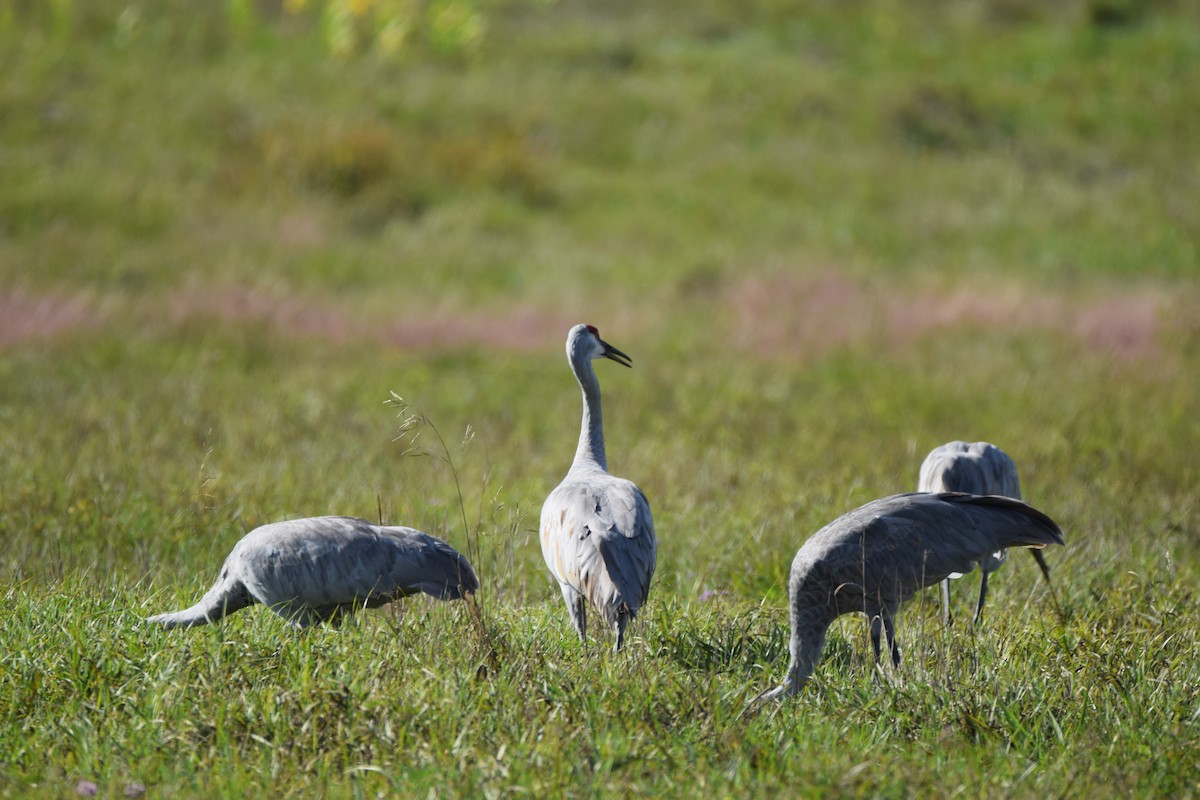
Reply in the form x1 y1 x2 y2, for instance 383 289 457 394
275 210 329 249
1 279 1179 364
165 286 574 352
728 270 1173 362
0 289 100 349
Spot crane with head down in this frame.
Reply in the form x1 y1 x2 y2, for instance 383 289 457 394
752 491 1065 703
147 516 478 629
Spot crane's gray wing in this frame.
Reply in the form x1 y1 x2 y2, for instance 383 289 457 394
541 481 589 589
874 494 1058 587
592 481 657 610
810 493 1062 603
373 525 479 600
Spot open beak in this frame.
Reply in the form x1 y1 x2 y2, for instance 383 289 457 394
600 338 633 368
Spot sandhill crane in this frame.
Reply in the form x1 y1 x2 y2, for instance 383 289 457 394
540 324 656 652
754 492 1064 701
147 516 478 629
918 440 1056 625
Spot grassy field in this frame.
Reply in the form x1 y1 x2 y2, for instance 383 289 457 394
2 0 1199 796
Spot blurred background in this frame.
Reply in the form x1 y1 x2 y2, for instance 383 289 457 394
1 0 1197 595
2 3 1199 795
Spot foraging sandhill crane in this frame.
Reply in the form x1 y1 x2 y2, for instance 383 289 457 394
540 324 656 652
754 492 1064 701
919 440 1027 625
147 516 478 629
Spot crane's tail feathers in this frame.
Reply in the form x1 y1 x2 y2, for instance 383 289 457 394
596 595 639 628
942 493 1066 548
418 552 480 601
417 581 470 600
146 571 253 628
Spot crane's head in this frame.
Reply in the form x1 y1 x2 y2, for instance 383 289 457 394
567 323 632 368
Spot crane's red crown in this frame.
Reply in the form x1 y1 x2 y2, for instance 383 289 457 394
585 324 599 335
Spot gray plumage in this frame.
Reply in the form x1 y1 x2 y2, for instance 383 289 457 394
147 516 479 629
918 440 1028 625
757 492 1064 701
540 324 657 652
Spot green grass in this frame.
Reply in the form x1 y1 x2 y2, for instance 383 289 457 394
2 0 1199 797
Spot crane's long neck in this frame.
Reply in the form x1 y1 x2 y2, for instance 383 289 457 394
571 357 607 472
780 591 835 695
782 624 828 695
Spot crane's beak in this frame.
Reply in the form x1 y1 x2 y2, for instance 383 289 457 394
600 339 633 368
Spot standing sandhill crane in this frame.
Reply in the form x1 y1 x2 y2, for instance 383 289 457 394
918 440 1033 625
147 516 478 629
754 492 1064 701
540 324 657 652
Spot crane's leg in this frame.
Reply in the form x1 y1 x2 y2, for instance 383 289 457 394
869 614 883 662
1032 549 1052 584
881 611 901 667
973 570 990 626
559 583 587 644
325 605 351 628
1031 549 1067 623
613 613 627 653
941 578 953 627
868 611 901 667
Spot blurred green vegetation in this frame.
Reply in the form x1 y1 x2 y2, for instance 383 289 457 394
2 0 1197 305
1 0 1198 797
